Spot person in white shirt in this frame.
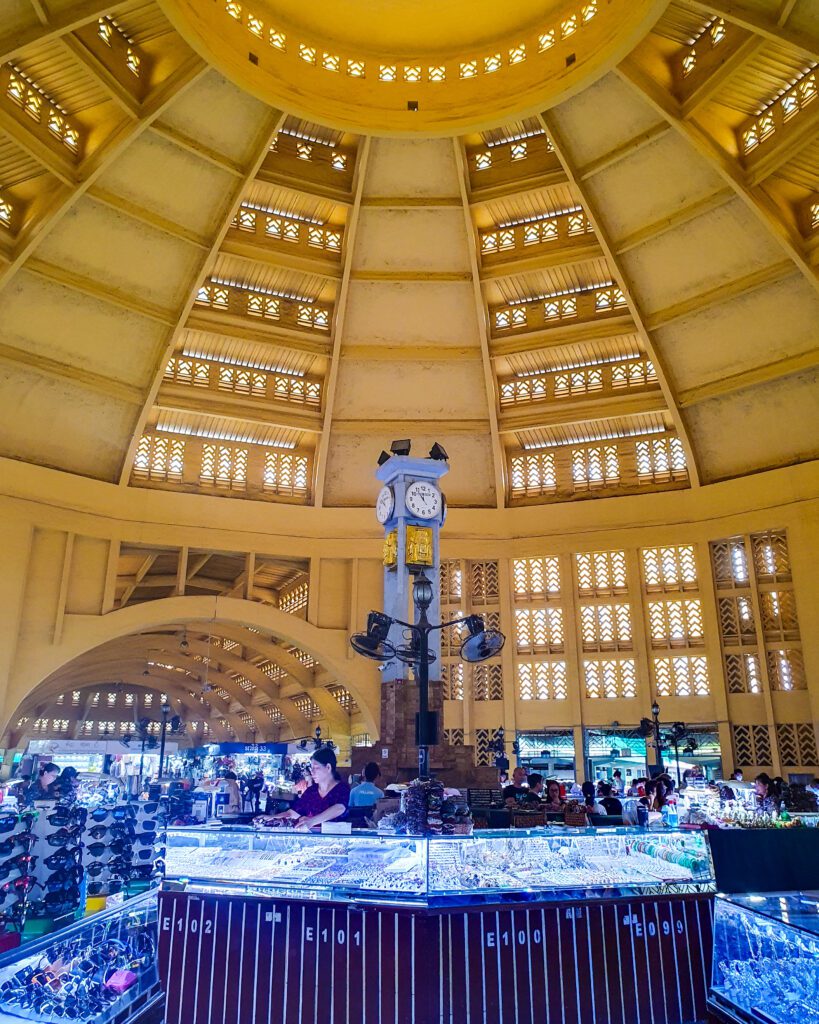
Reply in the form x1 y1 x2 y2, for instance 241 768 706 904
348 762 385 807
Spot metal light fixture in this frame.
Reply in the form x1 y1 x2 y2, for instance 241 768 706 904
428 442 449 462
390 439 411 456
377 450 392 466
412 571 434 610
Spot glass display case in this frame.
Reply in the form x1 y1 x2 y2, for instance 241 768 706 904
165 824 714 906
710 891 819 1024
0 891 159 1024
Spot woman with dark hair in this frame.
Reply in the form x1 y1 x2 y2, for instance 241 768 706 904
22 762 60 804
650 778 668 813
273 748 350 830
754 772 779 813
55 765 80 805
581 781 604 816
542 779 565 813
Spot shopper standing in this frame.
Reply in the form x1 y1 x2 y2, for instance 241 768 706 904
503 766 531 808
55 765 80 805
247 771 265 814
222 771 242 815
349 763 385 807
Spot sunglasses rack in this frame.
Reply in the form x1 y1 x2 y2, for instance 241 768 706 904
0 803 85 932
80 802 165 902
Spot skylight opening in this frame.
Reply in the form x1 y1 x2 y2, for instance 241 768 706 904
522 423 668 450
6 68 80 153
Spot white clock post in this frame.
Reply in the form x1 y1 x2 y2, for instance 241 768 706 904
375 453 448 688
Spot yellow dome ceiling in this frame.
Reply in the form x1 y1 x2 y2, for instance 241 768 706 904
0 0 816 511
157 0 668 133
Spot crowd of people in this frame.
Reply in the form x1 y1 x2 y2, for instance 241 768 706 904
500 766 629 819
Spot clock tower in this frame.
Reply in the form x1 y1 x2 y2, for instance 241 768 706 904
375 448 448 685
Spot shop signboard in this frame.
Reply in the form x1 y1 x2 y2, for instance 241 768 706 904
28 738 179 756
203 742 288 755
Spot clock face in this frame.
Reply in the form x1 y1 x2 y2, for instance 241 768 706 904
375 485 395 524
405 481 442 520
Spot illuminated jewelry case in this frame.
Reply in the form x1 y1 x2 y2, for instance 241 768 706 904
710 891 819 1024
161 824 715 1024
0 890 159 1023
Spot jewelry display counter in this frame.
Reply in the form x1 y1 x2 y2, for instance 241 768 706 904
710 891 819 1024
159 825 716 1024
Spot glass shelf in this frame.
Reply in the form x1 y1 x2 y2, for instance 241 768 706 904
165 824 714 906
711 891 819 1024
0 891 159 1024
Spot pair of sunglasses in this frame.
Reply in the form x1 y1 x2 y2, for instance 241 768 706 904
0 833 36 857
46 810 85 828
86 880 122 897
44 848 82 871
129 861 164 880
0 854 37 878
0 812 37 834
89 805 137 823
2 875 40 896
45 828 81 847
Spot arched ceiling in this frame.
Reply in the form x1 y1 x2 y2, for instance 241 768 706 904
0 0 816 515
8 620 366 747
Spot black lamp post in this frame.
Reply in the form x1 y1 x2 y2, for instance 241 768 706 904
639 702 688 781
158 702 172 779
351 571 505 780
640 700 665 774
651 701 662 772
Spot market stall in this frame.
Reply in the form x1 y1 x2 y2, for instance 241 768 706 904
709 891 819 1024
160 823 716 1024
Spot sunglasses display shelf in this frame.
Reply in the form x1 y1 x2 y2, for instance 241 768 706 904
0 802 85 932
0 888 160 1024
709 891 819 1024
80 802 165 902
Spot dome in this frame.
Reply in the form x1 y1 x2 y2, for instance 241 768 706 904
158 0 667 133
0 0 817 767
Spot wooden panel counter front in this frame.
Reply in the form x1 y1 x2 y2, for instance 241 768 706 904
158 889 713 1024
